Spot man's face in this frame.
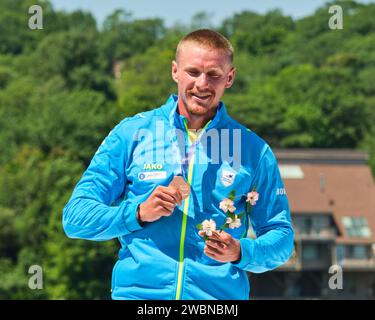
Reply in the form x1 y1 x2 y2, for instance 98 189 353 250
171 42 235 118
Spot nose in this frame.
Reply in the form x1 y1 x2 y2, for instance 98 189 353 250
195 73 209 90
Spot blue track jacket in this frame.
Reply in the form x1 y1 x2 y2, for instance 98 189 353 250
62 94 294 300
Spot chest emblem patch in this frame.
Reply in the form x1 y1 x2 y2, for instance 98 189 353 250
221 169 236 187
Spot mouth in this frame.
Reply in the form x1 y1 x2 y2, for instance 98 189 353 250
190 92 212 102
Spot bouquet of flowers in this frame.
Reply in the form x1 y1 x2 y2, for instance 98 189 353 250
197 187 259 241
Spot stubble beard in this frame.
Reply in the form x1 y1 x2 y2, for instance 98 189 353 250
182 93 217 118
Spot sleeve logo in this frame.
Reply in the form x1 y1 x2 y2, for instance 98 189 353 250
276 188 287 196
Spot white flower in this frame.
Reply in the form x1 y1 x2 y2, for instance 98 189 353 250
219 198 236 213
227 215 241 229
201 219 216 236
246 191 259 206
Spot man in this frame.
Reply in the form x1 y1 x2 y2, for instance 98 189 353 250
63 29 294 300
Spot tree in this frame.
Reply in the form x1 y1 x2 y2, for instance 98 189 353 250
117 46 176 116
33 30 114 98
101 10 166 63
1 0 375 300
221 10 294 55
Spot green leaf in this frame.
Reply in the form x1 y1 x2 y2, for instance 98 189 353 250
221 224 228 230
246 202 251 213
196 223 202 229
229 189 236 200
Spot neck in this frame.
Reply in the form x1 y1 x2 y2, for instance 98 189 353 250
177 98 217 130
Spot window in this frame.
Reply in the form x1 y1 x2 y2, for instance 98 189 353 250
311 216 331 234
293 216 310 235
302 244 319 261
336 245 345 263
352 245 369 260
293 215 333 236
342 245 370 260
342 216 371 238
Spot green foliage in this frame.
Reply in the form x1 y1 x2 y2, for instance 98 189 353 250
33 30 114 97
1 0 375 299
221 10 295 55
117 46 176 116
102 10 165 62
228 190 236 201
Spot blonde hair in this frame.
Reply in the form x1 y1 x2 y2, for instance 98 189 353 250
176 29 234 64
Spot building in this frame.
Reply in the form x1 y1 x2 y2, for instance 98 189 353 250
249 149 375 299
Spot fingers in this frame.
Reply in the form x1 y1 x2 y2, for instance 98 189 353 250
200 229 241 263
155 198 176 216
159 192 181 214
206 239 227 252
204 238 228 259
158 186 183 205
157 190 179 206
209 231 230 246
204 243 222 257
141 185 184 222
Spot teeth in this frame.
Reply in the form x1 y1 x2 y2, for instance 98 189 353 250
193 94 210 99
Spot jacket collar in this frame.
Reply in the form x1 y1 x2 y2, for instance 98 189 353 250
162 94 228 130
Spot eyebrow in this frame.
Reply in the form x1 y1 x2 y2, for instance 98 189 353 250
184 66 223 74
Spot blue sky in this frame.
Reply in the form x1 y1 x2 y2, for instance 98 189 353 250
50 0 374 27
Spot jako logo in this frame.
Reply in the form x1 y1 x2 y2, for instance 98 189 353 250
143 163 163 170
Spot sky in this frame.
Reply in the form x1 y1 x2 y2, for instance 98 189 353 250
50 0 374 27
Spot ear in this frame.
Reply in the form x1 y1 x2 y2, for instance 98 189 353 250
171 60 178 83
225 67 236 89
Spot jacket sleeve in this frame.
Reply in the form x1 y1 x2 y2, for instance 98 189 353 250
62 124 142 241
232 145 294 273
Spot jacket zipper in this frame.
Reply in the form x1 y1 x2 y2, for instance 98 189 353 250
175 120 194 300
175 120 211 300
175 150 195 300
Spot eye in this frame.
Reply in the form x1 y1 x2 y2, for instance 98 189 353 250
187 70 200 77
208 73 221 79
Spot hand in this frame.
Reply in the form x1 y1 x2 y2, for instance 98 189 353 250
138 185 182 223
201 230 242 263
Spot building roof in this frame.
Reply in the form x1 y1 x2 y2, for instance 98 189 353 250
274 149 375 245
275 148 369 165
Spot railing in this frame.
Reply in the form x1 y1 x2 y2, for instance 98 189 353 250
294 228 337 240
337 258 375 270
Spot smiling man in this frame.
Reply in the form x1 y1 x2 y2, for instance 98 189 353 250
172 33 235 129
62 29 294 300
